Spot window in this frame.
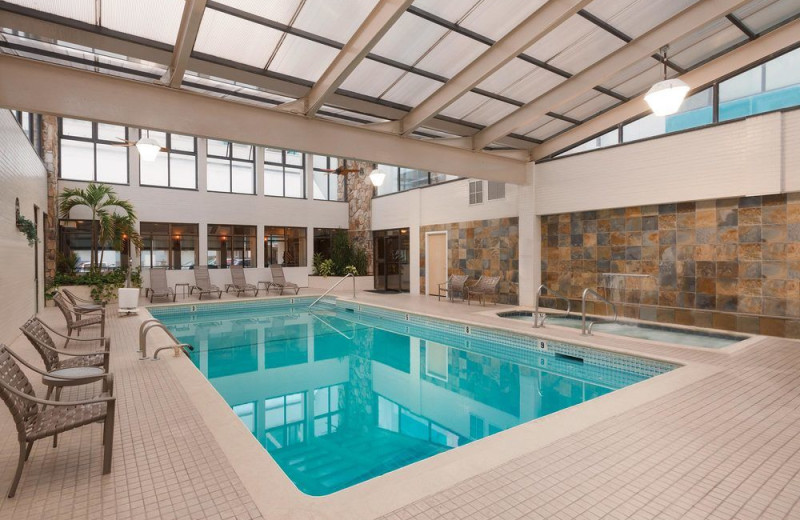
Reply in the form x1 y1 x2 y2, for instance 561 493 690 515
59 118 128 184
313 228 341 259
623 88 713 142
313 384 345 438
139 131 197 189
264 226 307 266
207 224 256 268
233 402 256 433
312 155 346 201
207 140 255 194
58 220 122 272
264 392 305 452
11 110 33 143
560 129 619 157
469 180 483 205
375 164 400 196
375 164 460 196
139 222 198 269
487 182 505 200
265 148 305 198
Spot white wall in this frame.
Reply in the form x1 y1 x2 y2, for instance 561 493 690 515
535 109 800 215
0 110 47 345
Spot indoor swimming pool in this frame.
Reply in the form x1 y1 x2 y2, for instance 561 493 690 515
150 298 675 496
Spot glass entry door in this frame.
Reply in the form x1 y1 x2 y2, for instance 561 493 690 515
373 229 409 292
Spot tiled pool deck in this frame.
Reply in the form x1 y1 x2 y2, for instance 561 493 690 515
0 290 798 519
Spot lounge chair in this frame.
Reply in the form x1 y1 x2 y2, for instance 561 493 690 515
0 344 115 498
269 264 300 295
226 265 258 297
148 268 175 302
191 266 222 300
62 288 105 316
53 292 105 346
437 274 469 302
466 275 501 306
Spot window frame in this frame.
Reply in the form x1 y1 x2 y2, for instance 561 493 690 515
469 180 483 205
312 155 346 201
264 148 306 199
139 222 199 270
207 224 257 269
206 140 256 195
264 226 308 267
138 131 198 191
58 117 130 185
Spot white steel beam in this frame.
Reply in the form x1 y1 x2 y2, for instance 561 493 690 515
531 19 800 161
0 55 527 183
472 0 751 150
398 0 592 136
162 0 207 88
280 0 412 116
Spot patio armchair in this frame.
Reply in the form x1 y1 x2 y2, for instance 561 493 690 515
268 264 300 295
191 266 222 300
148 268 176 303
52 292 105 346
0 344 115 498
466 276 501 306
62 288 105 318
437 274 469 302
20 317 111 375
226 265 258 297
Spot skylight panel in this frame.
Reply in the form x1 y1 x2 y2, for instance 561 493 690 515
560 92 619 121
101 0 184 45
524 14 594 63
500 66 566 104
293 0 378 42
410 0 481 23
339 60 405 98
415 32 489 79
194 8 283 68
463 99 519 126
526 117 573 141
668 20 747 69
381 73 441 107
476 60 537 95
268 34 339 83
4 0 95 24
439 92 492 120
584 0 700 39
557 90 613 117
460 0 548 41
547 25 625 75
212 0 302 25
371 13 448 66
609 63 665 98
737 0 800 33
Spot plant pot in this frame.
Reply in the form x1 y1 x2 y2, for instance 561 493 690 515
118 288 140 310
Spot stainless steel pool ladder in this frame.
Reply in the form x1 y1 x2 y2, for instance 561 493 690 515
138 319 193 360
309 273 355 308
533 284 571 328
581 288 618 336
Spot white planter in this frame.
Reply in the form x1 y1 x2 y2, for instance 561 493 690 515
307 275 374 293
118 287 140 310
60 285 93 301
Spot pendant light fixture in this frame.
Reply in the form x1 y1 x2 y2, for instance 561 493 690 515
644 45 690 117
135 130 161 162
368 166 385 187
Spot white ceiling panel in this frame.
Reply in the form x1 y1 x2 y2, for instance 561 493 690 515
611 63 664 97
525 14 595 62
500 66 566 103
195 9 283 68
439 92 491 119
212 0 302 25
738 0 800 33
460 0 549 41
371 13 448 66
102 0 185 45
415 31 489 79
463 99 519 126
410 0 481 23
561 92 619 121
268 34 339 82
293 0 378 42
556 90 607 116
670 22 747 69
381 73 442 107
527 117 573 140
476 59 538 95
4 0 95 24
547 25 626 75
584 0 700 39
515 115 555 136
602 55 657 91
340 59 406 98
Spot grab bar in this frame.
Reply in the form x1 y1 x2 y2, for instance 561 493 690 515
581 288 618 336
533 284 571 328
309 273 355 308
138 319 193 360
309 312 353 340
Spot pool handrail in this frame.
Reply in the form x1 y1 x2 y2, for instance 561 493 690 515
533 284 571 328
581 288 618 336
138 319 193 360
308 273 355 308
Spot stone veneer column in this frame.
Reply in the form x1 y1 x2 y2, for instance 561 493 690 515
343 160 374 274
41 115 59 281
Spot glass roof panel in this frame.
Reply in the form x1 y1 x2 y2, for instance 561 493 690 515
439 92 491 119
381 73 441 107
460 0 549 41
515 115 555 136
737 0 800 33
3 0 95 24
524 14 594 62
476 59 537 94
212 0 302 25
561 92 619 121
669 20 747 69
194 9 283 68
293 0 378 42
371 13 448 66
610 63 664 98
463 99 519 126
415 31 489 78
547 25 626 75
268 34 339 83
340 59 406 98
410 0 481 23
527 118 573 140
101 0 184 45
584 0 700 39
500 66 566 103
601 56 657 93
555 90 610 117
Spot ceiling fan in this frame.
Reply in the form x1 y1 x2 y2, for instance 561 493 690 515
112 131 168 161
316 165 360 175
317 164 386 186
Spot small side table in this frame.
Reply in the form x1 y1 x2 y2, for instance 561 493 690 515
43 366 106 401
257 281 272 294
175 283 190 299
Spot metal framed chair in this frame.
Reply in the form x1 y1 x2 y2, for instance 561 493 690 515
226 265 258 297
52 293 105 346
466 276 501 306
148 268 176 303
268 264 300 295
437 274 469 302
191 266 222 300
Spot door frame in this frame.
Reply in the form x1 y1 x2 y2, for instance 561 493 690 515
424 231 448 296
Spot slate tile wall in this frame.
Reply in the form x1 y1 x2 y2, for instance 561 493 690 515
541 194 800 338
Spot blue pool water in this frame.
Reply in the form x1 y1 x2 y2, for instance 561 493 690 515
151 299 673 496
